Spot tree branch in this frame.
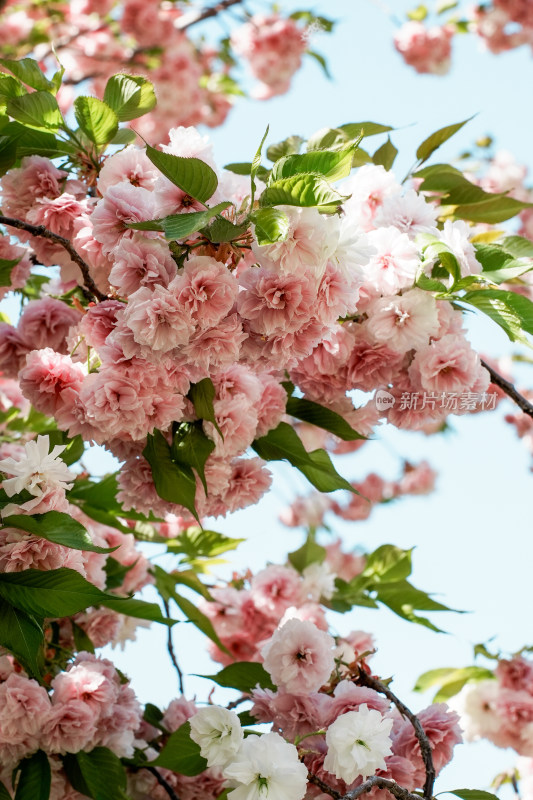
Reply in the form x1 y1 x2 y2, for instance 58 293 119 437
176 0 244 31
0 215 107 302
343 776 424 800
144 766 181 800
481 358 533 420
163 599 185 695
356 668 435 800
306 769 342 799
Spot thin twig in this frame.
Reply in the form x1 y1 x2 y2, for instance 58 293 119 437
226 695 247 710
0 215 106 302
481 358 533 420
163 599 185 695
306 770 342 799
144 766 181 800
176 0 244 30
356 668 435 800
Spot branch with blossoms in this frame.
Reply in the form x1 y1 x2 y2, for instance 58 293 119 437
0 215 106 303
481 359 533 421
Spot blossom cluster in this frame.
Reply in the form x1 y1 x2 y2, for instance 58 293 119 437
0 125 497 527
0 0 318 141
394 1 533 75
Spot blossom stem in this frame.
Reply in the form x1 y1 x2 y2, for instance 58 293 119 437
480 358 533 420
176 0 244 31
343 776 425 800
163 599 185 695
355 667 435 800
144 766 181 800
0 215 107 302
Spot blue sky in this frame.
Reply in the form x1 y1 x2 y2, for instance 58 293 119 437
3 0 533 792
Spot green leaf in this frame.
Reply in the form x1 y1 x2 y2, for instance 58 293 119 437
416 117 473 163
143 430 199 521
252 422 356 493
259 174 348 208
373 137 398 171
224 161 253 175
7 92 62 132
415 164 499 206
501 235 533 259
460 288 533 344
103 74 156 122
444 791 500 800
339 121 394 139
202 662 276 693
0 135 17 175
270 142 357 183
153 565 212 601
414 666 495 702
143 703 164 730
286 397 364 442
104 557 135 591
251 125 269 208
0 256 21 287
64 747 127 800
172 590 229 654
266 135 304 162
474 243 514 272
306 50 332 79
407 4 428 20
110 128 137 145
0 598 43 678
0 781 11 800
151 721 207 775
146 144 218 206
166 528 243 562
454 196 533 224
200 215 248 243
0 74 26 100
74 97 118 146
252 207 290 245
375 580 457 632
171 422 215 494
129 202 232 240
3 512 119 553
363 544 413 582
0 568 173 625
71 620 95 654
14 751 50 800
0 58 54 92
288 538 326 572
188 378 220 432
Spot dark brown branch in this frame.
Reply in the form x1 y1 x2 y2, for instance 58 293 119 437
0 215 107 302
356 668 435 800
343 776 423 800
481 358 533 420
144 766 181 800
176 0 244 31
306 770 342 799
226 695 247 710
163 599 185 695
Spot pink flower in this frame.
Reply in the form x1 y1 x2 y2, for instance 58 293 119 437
182 313 247 375
0 673 51 766
346 330 404 392
98 146 160 194
91 183 158 253
238 268 317 336
374 190 438 237
121 283 195 353
109 235 177 296
177 256 239 328
251 687 333 741
496 657 533 694
251 565 303 618
366 290 439 354
409 334 483 394
342 165 401 232
392 703 462 784
261 619 336 694
0 527 85 575
0 323 32 378
18 298 81 353
363 227 420 294
41 700 98 755
0 155 66 218
19 349 86 417
325 681 389 725
218 457 273 514
394 21 454 75
163 696 198 732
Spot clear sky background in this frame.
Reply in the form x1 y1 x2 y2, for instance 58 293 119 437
4 0 533 793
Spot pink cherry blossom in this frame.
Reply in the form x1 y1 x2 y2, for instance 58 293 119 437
261 618 336 694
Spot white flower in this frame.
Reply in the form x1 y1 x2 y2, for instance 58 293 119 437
323 704 393 783
189 706 243 768
223 732 308 800
437 220 481 277
301 562 336 602
0 434 75 499
374 189 438 238
448 680 500 741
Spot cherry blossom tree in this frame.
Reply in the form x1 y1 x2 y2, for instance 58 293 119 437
0 3 533 800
